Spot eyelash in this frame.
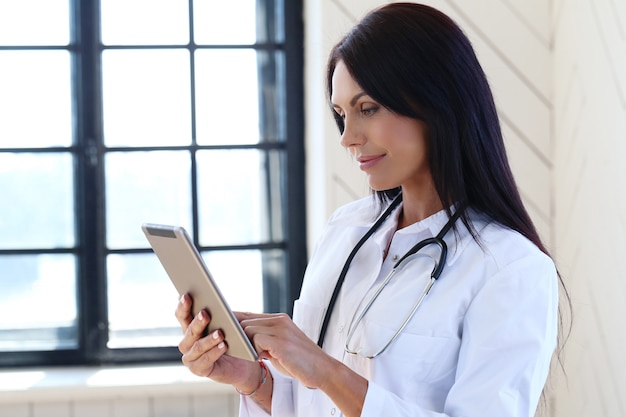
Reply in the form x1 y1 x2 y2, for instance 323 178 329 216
361 106 377 116
335 105 378 120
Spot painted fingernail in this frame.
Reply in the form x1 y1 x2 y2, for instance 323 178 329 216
212 330 220 340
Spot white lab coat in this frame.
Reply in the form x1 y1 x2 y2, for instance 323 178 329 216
240 196 558 417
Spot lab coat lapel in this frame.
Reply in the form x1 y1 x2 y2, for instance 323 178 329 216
336 215 398 316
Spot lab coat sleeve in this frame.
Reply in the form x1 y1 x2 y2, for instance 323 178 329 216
239 362 296 417
360 254 559 417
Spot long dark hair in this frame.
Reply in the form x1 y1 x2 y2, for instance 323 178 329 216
326 2 545 253
326 2 570 398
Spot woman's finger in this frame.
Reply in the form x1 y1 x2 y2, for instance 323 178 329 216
178 309 211 354
239 313 328 389
174 293 193 332
181 330 227 377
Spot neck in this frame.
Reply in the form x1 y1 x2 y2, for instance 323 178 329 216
397 190 444 229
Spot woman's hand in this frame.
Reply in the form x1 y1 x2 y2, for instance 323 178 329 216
236 311 368 417
237 312 332 390
175 294 259 390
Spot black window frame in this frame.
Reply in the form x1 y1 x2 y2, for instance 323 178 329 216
0 0 306 368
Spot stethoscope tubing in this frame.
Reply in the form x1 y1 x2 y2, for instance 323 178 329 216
316 193 404 348
344 276 436 358
317 192 463 353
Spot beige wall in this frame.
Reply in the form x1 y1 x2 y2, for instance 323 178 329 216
305 0 626 416
552 0 626 416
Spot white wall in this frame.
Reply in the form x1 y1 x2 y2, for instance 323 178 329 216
0 366 240 417
552 0 626 416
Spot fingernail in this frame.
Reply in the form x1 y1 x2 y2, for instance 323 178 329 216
179 294 186 304
197 311 204 321
212 330 220 340
217 342 225 350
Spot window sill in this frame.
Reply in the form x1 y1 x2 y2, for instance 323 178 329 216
0 363 233 404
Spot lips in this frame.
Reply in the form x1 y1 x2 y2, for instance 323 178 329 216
357 154 385 170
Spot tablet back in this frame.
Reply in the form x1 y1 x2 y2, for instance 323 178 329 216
142 224 258 362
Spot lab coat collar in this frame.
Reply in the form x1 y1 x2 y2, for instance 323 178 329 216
394 205 473 267
331 196 484 268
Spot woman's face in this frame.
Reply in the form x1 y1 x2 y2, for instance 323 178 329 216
330 60 433 194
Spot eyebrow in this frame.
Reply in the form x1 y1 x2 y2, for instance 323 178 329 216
350 92 368 106
332 91 368 109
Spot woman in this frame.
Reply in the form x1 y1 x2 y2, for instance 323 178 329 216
176 3 562 416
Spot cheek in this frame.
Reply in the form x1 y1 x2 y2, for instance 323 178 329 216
390 127 430 175
387 124 427 156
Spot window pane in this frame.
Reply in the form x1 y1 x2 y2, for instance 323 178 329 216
107 253 180 348
0 51 72 148
202 250 263 312
0 153 74 249
197 149 284 246
258 249 287 313
106 249 263 349
193 0 256 45
105 151 192 249
101 0 189 45
195 49 260 145
102 49 191 147
0 254 77 351
0 0 69 46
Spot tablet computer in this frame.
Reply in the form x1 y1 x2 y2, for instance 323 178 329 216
142 223 258 362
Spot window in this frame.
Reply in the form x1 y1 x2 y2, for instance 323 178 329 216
0 0 305 367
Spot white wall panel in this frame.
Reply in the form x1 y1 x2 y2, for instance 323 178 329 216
111 398 150 417
450 0 552 96
32 402 70 417
152 396 190 417
553 0 626 415
191 394 236 416
0 404 29 417
593 0 626 105
73 400 112 417
502 0 551 44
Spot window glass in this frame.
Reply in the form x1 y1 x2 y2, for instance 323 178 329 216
0 0 302 368
197 149 284 246
102 49 192 147
194 49 261 145
0 51 72 148
105 151 192 249
107 249 263 349
100 0 189 45
0 153 74 249
0 0 69 46
193 0 256 45
0 254 76 351
107 253 180 348
202 250 264 313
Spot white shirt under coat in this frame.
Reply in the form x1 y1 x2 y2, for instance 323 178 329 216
240 196 558 417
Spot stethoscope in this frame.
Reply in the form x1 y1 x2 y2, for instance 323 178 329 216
316 193 462 358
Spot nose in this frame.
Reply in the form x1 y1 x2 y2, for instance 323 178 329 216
339 116 364 149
